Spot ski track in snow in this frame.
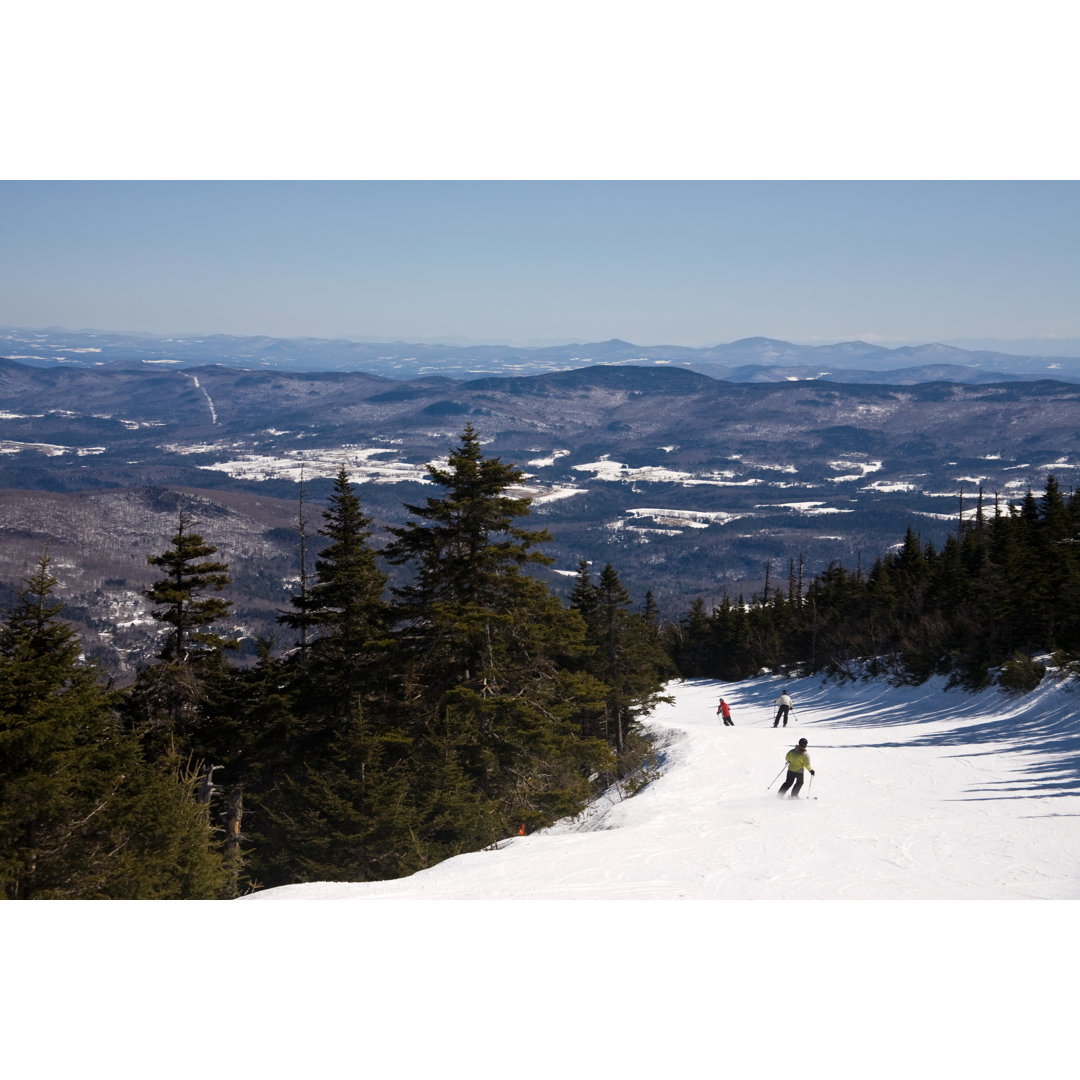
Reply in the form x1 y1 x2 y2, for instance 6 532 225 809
187 374 217 424
245 672 1080 901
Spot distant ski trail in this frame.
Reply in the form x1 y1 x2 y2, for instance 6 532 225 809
188 374 218 424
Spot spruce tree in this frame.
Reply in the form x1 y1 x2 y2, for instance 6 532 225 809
663 596 716 678
385 423 560 707
143 509 233 662
252 709 420 886
277 469 317 659
0 555 226 898
1033 475 1076 649
130 511 235 758
722 595 757 679
384 426 613 842
260 468 404 886
387 423 552 618
568 558 599 628
0 555 130 898
289 466 390 719
574 563 673 761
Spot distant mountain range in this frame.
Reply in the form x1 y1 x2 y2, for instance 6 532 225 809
4 325 1080 384
5 324 1080 674
4 349 1080 676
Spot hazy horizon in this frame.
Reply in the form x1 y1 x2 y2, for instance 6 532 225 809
6 318 1080 360
3 181 1079 354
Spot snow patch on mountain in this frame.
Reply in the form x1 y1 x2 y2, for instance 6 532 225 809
198 446 434 484
863 480 918 492
759 501 854 515
528 485 589 504
572 456 763 487
827 458 883 477
0 440 104 457
526 448 571 467
626 508 743 527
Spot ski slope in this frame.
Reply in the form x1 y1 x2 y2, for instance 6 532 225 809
247 671 1080 901
25 672 1076 1080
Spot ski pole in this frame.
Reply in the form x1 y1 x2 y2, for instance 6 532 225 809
767 767 786 790
792 711 800 724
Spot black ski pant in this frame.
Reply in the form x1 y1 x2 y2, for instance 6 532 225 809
773 706 790 727
778 769 804 797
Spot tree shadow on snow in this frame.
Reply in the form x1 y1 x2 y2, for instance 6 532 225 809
727 676 1080 801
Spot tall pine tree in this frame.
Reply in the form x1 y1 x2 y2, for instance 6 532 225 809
258 467 410 887
143 509 233 662
1 555 226 898
129 510 235 756
385 426 613 843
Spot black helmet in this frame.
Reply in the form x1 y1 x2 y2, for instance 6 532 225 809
798 738 808 746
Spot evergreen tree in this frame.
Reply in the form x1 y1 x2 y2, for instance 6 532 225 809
385 423 559 702
568 558 599 630
182 640 300 894
0 555 225 898
0 554 129 898
276 469 317 658
283 466 390 720
256 469 399 886
572 563 674 762
1032 475 1077 649
100 754 231 900
143 509 233 662
384 426 614 841
710 595 756 680
131 510 235 756
252 704 420 886
387 424 552 616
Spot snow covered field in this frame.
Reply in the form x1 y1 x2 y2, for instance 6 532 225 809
21 673 1075 1078
248 671 1080 901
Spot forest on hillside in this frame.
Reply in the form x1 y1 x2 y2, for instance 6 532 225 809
0 427 673 899
3 419 1077 899
664 475 1080 693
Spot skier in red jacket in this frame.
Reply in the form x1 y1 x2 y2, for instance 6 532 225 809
717 698 733 726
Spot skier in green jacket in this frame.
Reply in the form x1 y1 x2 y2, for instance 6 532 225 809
778 737 815 798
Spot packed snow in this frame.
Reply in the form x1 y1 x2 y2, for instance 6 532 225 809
246 671 1080 901
19 672 1074 1078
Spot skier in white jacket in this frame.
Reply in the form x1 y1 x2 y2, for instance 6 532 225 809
773 692 793 728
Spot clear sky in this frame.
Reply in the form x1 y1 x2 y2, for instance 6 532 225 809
3 180 1078 349
4 4 1079 351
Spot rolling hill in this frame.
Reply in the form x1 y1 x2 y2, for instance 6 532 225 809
4 354 1080 673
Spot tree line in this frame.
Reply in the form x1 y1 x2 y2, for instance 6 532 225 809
663 475 1080 691
1 426 673 899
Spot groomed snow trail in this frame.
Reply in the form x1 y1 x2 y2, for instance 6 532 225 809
187 373 217 424
246 672 1080 900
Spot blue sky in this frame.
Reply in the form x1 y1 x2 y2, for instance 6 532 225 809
2 180 1078 349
